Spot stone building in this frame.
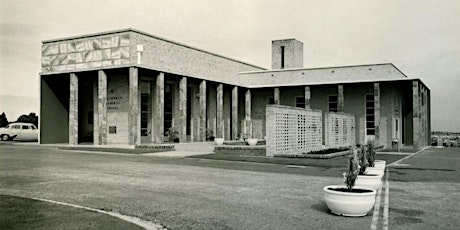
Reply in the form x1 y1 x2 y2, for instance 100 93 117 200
40 28 431 150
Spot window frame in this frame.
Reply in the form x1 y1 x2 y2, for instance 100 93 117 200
365 93 375 135
328 94 338 112
295 96 305 108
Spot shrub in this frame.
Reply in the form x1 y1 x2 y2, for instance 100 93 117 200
206 129 215 141
367 140 376 167
165 127 179 143
358 145 369 175
345 147 359 191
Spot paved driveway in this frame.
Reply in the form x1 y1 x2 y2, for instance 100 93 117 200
0 145 458 229
388 147 460 230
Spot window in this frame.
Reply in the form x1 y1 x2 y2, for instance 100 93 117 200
295 96 305 108
22 125 29 129
268 97 275 105
164 84 173 134
328 95 338 112
281 46 285 69
12 125 21 129
365 94 375 135
140 81 151 136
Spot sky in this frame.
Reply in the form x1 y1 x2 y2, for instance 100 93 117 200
0 0 459 131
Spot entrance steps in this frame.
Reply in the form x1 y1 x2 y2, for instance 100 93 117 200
144 142 216 158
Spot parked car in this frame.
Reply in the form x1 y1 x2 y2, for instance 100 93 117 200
0 122 38 141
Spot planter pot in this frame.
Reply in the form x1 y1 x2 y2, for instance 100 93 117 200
214 138 224 146
374 160 386 169
323 185 377 217
246 138 258 146
365 167 384 176
343 173 383 191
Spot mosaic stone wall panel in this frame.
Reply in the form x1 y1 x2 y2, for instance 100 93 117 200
42 34 130 73
266 105 322 157
325 112 356 148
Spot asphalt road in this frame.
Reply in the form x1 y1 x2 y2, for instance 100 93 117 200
0 144 459 229
387 147 460 230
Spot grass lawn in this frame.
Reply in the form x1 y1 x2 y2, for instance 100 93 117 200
58 146 171 154
189 153 406 168
0 195 144 230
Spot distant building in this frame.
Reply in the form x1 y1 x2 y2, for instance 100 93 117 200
40 29 430 150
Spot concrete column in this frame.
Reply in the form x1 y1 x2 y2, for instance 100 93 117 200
199 80 207 141
338 84 344 112
231 86 238 140
69 73 78 145
128 67 140 146
412 80 420 150
97 70 107 145
93 79 99 145
216 84 224 139
374 82 380 146
427 90 431 146
153 72 164 143
304 86 311 109
244 89 252 138
274 88 280 105
179 77 187 142
422 87 428 146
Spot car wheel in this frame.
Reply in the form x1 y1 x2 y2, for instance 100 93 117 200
1 134 10 141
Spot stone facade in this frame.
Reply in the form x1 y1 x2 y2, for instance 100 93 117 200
42 33 130 73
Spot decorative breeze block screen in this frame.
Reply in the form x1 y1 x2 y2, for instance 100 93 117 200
266 105 322 156
325 112 356 148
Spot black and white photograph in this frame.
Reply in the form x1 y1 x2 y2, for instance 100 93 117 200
1 0 459 229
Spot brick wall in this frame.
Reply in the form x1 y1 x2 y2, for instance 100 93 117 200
106 74 129 144
130 32 264 85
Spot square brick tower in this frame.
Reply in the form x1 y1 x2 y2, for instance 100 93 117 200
271 39 303 69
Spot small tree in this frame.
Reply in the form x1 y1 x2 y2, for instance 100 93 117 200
17 112 39 127
367 140 376 167
358 144 369 175
345 147 359 191
0 112 8 127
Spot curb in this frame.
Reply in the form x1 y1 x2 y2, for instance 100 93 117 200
5 195 166 230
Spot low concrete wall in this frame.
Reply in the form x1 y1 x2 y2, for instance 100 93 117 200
214 145 266 156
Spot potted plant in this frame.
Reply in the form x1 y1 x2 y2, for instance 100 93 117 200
352 144 383 190
244 132 258 146
214 133 224 145
165 127 180 143
364 140 385 175
323 147 377 217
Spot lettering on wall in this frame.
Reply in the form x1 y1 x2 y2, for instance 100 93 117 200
107 95 123 111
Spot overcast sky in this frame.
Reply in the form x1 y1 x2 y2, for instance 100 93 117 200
0 0 459 131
